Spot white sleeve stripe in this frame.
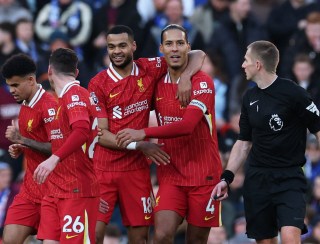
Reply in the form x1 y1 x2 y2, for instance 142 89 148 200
189 99 207 114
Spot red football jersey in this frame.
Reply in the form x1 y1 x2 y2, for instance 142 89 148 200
48 81 99 198
154 71 222 186
88 58 167 171
18 86 57 203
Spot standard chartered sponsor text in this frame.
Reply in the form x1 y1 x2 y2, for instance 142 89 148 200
124 99 148 116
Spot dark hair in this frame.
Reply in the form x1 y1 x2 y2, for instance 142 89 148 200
248 40 279 73
0 22 16 40
106 25 134 41
293 53 313 66
160 24 189 44
1 53 36 79
49 48 78 76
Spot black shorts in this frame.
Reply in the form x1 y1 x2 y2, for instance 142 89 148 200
243 166 307 240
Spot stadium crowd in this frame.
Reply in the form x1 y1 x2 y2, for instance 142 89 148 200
1 0 320 243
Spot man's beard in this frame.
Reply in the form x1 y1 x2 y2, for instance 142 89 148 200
111 55 133 69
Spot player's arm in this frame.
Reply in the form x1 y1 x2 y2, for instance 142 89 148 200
211 140 252 201
116 106 204 146
98 118 170 164
34 120 90 184
5 120 51 155
178 50 206 107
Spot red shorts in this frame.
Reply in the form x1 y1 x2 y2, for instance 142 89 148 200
96 168 154 226
4 194 41 231
154 184 221 227
37 196 99 243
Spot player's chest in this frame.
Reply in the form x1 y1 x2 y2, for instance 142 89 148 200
105 76 154 107
19 107 44 135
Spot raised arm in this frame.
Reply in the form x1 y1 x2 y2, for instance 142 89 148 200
177 50 206 107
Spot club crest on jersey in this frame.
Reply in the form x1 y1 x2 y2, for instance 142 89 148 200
89 92 99 105
71 95 79 101
269 114 283 131
48 108 55 116
137 78 145 92
27 119 33 132
200 81 207 89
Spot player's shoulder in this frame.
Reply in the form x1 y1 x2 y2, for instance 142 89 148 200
89 69 109 85
135 57 164 69
192 71 213 87
275 77 306 97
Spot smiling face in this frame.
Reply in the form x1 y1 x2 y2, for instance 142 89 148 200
160 28 190 71
106 33 136 69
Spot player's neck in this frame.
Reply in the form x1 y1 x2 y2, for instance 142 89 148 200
256 73 278 89
168 68 183 84
25 84 40 105
53 74 77 96
113 62 133 78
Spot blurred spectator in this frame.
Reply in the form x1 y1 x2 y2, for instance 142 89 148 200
228 73 256 116
137 0 195 25
207 226 228 244
292 53 320 108
310 175 320 214
14 18 47 78
103 224 122 244
34 0 92 49
90 0 144 68
229 216 255 244
303 216 320 243
19 0 50 16
0 0 32 24
304 134 320 184
0 162 19 238
267 0 320 68
0 22 20 66
282 11 320 79
201 52 228 129
209 0 268 80
41 30 94 88
191 0 230 44
142 0 205 57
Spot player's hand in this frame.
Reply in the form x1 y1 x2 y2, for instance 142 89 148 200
176 73 191 107
5 120 23 144
99 198 109 213
137 141 170 165
33 154 59 184
8 144 25 159
210 180 229 201
116 129 146 148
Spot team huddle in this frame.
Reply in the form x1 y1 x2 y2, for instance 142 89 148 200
3 24 320 244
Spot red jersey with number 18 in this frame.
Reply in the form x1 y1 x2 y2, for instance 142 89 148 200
89 57 167 171
154 71 222 186
18 86 57 203
48 81 99 198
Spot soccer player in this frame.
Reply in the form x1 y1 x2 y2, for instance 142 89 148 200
116 24 222 243
211 40 320 243
33 48 100 243
88 25 205 243
2 54 57 243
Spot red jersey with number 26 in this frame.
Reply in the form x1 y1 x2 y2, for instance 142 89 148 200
48 81 99 198
88 58 167 171
18 86 57 203
154 71 222 186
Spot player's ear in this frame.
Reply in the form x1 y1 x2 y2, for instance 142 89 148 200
132 41 137 52
187 42 191 52
159 44 164 54
75 69 79 78
48 65 52 76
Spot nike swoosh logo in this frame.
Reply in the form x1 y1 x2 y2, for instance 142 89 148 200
66 234 79 239
110 92 121 98
204 216 214 221
250 100 259 106
156 97 163 101
145 215 152 220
